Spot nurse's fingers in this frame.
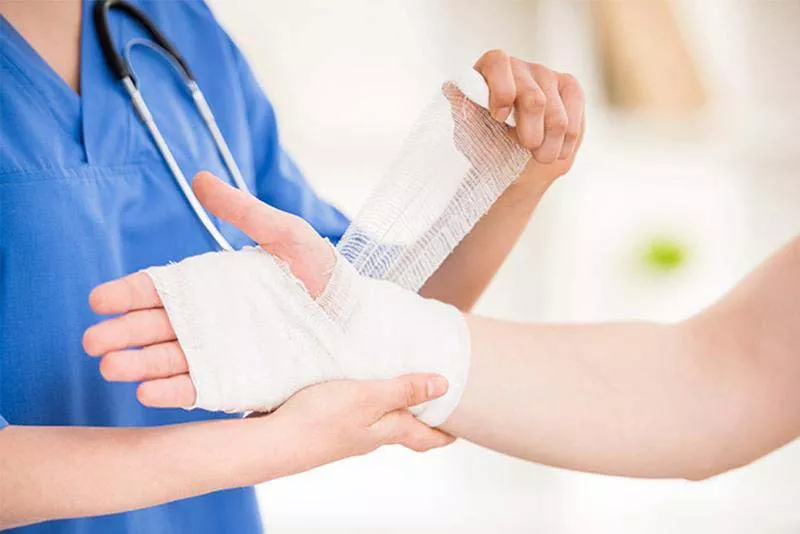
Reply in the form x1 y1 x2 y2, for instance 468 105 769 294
530 65 568 164
137 375 196 408
557 74 585 161
99 341 188 382
89 272 162 315
510 59 546 151
474 49 516 123
83 309 175 356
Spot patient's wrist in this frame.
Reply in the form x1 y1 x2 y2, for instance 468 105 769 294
144 246 471 425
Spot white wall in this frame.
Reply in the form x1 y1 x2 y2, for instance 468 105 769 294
208 2 800 532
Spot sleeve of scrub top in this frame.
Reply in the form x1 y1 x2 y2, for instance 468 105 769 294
224 33 351 244
0 414 8 430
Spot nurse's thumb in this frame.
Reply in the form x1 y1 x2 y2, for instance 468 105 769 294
192 172 336 297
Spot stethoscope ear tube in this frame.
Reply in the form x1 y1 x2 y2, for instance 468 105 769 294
93 0 251 252
93 0 195 85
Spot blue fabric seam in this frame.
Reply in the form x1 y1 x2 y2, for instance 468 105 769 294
0 53 77 141
0 161 165 183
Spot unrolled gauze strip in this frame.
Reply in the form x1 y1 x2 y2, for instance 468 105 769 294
338 73 532 291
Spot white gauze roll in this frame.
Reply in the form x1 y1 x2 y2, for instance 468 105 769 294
338 69 532 290
145 246 469 426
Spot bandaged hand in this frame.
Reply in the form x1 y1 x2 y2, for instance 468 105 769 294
84 173 470 426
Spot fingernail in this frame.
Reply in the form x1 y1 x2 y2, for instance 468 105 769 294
427 376 449 398
493 106 512 123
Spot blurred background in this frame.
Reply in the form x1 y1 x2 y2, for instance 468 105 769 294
209 1 800 532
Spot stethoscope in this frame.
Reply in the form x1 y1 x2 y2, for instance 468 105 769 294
94 0 245 251
93 1 514 253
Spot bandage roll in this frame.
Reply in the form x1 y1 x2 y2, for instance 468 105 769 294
338 71 531 291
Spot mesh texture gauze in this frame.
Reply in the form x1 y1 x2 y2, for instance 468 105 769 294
145 246 470 426
337 80 532 291
143 73 531 425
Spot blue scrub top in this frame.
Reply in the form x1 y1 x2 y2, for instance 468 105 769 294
0 1 349 532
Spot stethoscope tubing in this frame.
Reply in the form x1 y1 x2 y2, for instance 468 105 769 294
94 0 250 251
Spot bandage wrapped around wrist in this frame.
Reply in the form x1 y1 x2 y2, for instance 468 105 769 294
146 246 470 426
147 72 532 425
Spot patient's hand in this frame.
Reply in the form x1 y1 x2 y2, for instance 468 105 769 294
83 171 333 408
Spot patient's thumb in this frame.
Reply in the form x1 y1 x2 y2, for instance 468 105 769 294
192 171 336 297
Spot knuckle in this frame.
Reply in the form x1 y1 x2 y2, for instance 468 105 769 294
529 62 552 78
480 48 509 66
547 111 569 132
148 351 168 377
144 355 167 378
560 72 579 87
519 90 546 114
403 380 419 408
563 127 580 143
560 72 584 95
493 88 516 107
534 150 558 165
162 343 182 374
509 56 528 70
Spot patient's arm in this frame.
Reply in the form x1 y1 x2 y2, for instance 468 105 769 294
445 235 800 479
86 172 800 480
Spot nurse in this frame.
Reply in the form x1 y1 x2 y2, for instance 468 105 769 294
0 0 585 531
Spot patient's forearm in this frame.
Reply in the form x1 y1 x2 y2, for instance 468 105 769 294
420 178 551 311
442 236 800 480
443 318 719 478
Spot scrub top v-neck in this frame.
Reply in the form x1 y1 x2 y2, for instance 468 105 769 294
0 1 349 533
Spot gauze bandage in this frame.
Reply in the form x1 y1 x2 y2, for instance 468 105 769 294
146 71 531 425
146 246 469 426
338 69 532 291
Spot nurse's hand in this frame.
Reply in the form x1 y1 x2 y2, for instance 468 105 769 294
418 53 585 312
84 172 345 407
473 49 585 172
266 373 455 460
